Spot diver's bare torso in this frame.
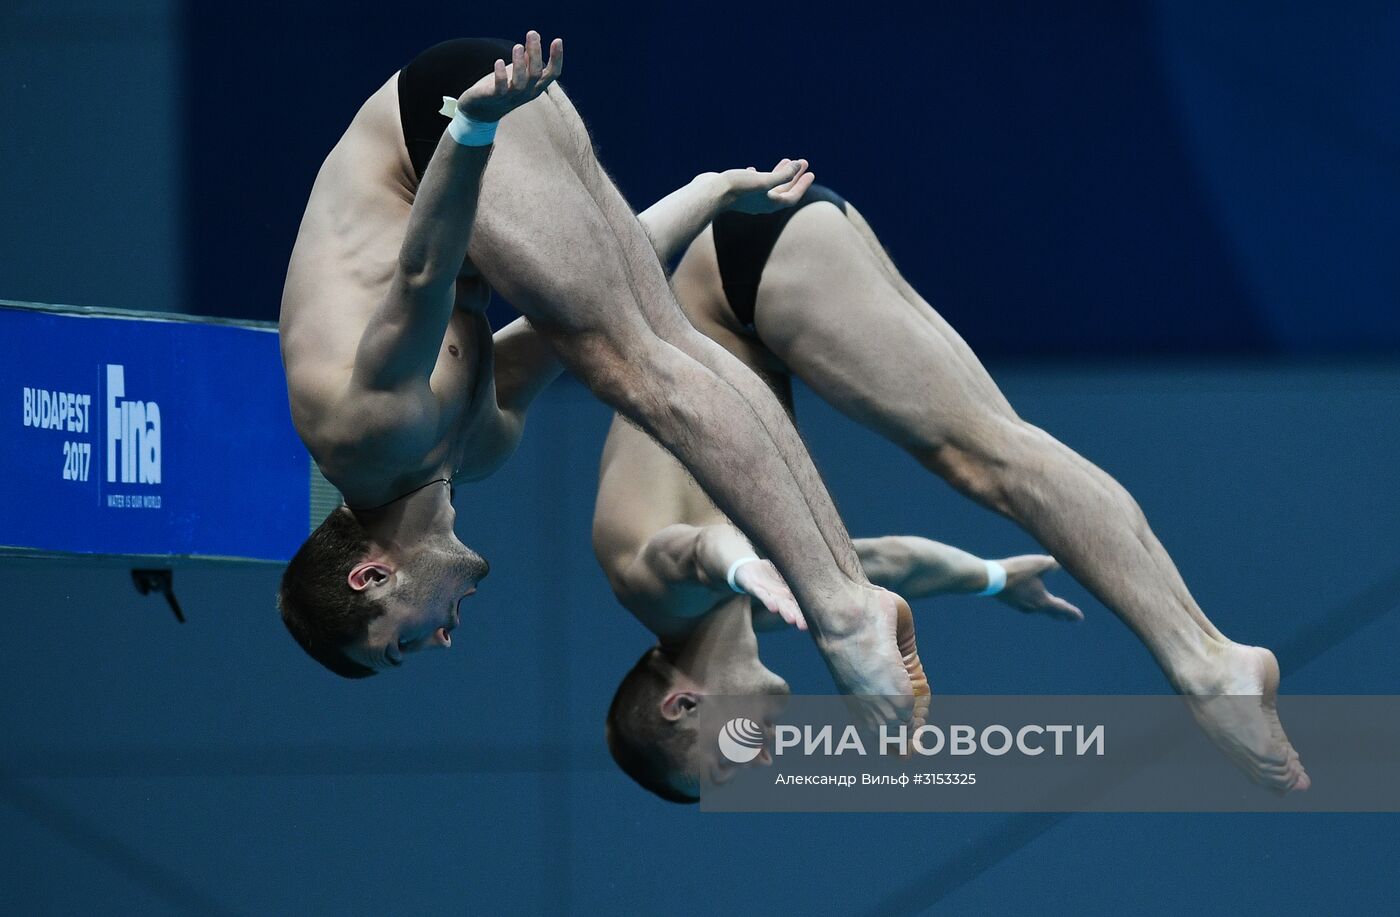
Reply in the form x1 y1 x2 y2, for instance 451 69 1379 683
280 73 518 505
593 420 753 643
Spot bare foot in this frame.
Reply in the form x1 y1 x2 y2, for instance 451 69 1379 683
1178 642 1310 793
820 588 928 729
896 598 932 728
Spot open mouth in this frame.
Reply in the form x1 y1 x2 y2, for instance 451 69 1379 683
437 605 460 648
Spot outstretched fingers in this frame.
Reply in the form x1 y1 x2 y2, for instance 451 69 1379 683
1046 596 1085 621
526 30 544 77
506 34 562 97
511 42 528 91
540 37 564 84
777 594 808 631
468 33 563 121
768 159 813 204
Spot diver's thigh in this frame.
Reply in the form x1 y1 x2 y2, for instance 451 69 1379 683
466 92 643 341
755 206 1011 448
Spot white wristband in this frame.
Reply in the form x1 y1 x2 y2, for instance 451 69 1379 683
725 555 761 594
440 95 497 147
977 560 1007 597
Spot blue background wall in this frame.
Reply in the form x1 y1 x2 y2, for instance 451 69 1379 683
4 1 1400 914
7 2 1396 353
0 0 182 312
177 0 1400 355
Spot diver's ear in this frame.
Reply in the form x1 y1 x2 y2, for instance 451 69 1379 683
660 691 700 721
348 561 392 592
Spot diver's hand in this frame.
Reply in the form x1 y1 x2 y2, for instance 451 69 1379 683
458 31 563 123
732 559 806 631
692 525 804 629
719 159 815 214
994 555 1083 621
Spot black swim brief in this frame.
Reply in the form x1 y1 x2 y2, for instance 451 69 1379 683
397 38 514 181
710 184 849 330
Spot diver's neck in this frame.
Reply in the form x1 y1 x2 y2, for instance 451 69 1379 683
347 479 455 556
670 597 762 684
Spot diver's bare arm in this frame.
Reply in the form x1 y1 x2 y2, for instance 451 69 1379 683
856 537 1082 620
354 33 560 391
492 317 563 415
636 160 815 264
616 523 802 626
353 142 491 391
855 536 984 596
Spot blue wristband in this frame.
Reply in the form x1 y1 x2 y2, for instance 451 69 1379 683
978 560 1007 597
726 555 761 593
440 96 498 147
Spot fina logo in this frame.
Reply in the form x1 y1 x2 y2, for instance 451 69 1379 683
106 364 162 485
717 717 765 764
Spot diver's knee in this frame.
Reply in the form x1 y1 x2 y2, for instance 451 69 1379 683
577 330 681 417
917 418 1027 512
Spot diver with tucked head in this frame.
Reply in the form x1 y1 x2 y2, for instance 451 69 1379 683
278 34 926 726
592 168 1308 797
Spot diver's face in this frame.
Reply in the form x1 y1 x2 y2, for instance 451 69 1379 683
350 542 489 671
666 672 791 797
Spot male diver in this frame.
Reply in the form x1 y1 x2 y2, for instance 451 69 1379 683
592 174 1308 796
595 431 1078 801
278 34 923 730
